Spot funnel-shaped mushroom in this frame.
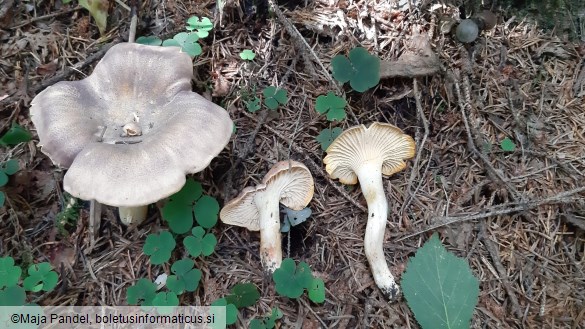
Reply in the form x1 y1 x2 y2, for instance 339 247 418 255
323 123 415 300
30 43 233 225
220 160 314 272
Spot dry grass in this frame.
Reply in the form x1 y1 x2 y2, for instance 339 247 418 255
0 0 584 328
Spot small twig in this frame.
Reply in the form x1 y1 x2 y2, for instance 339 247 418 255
298 298 329 328
10 6 82 30
400 79 429 218
397 186 585 241
128 0 138 43
480 220 523 319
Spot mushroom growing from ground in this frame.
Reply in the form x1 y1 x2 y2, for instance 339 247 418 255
30 43 233 225
323 123 415 300
220 160 314 272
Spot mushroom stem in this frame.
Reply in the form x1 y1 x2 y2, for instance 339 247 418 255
354 161 400 300
118 206 148 225
254 192 282 273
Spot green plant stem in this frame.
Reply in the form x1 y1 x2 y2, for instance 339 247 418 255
354 160 400 301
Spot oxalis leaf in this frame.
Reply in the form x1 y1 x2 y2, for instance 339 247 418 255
401 233 479 329
331 47 380 92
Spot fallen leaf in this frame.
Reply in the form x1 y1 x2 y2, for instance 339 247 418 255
78 0 109 35
36 59 58 76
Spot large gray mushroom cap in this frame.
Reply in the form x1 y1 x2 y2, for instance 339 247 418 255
30 42 233 207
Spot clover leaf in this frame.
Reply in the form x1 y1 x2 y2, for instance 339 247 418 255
127 278 157 305
331 47 380 92
500 137 516 152
162 32 202 57
225 283 260 308
162 179 219 234
211 298 238 325
401 233 479 329
315 127 342 151
308 277 325 303
0 257 21 289
166 259 202 294
151 292 179 314
240 49 256 60
272 258 313 298
265 307 283 328
143 231 176 265
245 97 261 113
315 92 347 121
183 226 217 257
0 123 32 146
136 36 163 46
0 285 26 306
186 16 213 38
263 86 288 110
22 263 58 292
0 192 4 208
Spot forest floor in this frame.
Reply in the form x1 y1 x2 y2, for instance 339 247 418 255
1 0 584 328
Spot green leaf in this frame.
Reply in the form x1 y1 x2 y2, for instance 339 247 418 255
263 86 288 110
249 319 266 329
401 233 480 329
151 292 179 314
127 278 157 305
315 127 343 151
272 258 313 299
78 0 109 35
163 32 202 57
265 307 283 328
225 283 260 308
169 179 203 204
143 231 176 265
211 298 238 325
0 192 5 208
0 124 32 146
0 257 22 289
0 285 26 306
186 16 213 38
500 137 516 152
161 179 203 234
308 277 325 303
23 263 58 292
315 92 347 121
184 226 217 257
1 160 19 175
0 172 8 187
194 195 219 228
246 97 261 113
240 49 256 60
166 259 201 294
136 36 163 46
331 47 380 92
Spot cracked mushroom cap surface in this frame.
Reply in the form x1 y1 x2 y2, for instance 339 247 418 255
323 122 416 184
220 160 314 231
30 42 233 207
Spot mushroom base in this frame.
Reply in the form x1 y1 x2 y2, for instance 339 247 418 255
118 206 148 225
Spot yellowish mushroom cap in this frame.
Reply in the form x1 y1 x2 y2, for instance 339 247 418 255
323 122 416 184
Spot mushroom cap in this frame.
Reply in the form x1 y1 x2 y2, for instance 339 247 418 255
323 122 415 185
220 160 314 231
30 43 233 207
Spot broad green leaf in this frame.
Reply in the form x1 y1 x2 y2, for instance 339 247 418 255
186 16 213 38
0 256 22 289
127 278 157 305
170 179 203 204
401 233 480 329
500 137 516 152
162 179 203 234
265 307 283 328
211 298 237 325
184 227 217 257
163 32 202 57
1 160 19 175
263 86 288 110
0 124 31 146
78 0 109 35
331 47 380 92
143 231 176 265
249 319 266 329
0 172 8 187
136 36 162 46
308 277 325 303
330 55 353 83
166 259 201 294
23 263 58 292
246 97 261 112
272 258 313 298
315 127 343 151
225 283 260 308
151 292 179 314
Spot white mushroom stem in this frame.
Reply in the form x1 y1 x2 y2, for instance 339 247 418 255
354 160 400 300
254 191 282 273
118 206 148 225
